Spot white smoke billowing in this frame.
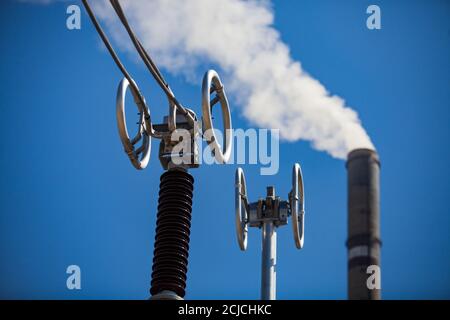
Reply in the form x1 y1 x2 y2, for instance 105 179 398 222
84 1 376 158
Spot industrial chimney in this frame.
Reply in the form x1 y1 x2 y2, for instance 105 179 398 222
346 148 381 300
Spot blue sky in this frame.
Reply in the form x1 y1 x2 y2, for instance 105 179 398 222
0 0 449 299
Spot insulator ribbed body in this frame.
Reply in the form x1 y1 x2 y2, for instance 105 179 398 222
150 169 194 298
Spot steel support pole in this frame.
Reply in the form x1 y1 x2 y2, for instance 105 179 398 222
261 221 277 300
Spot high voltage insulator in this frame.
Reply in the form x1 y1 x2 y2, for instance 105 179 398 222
235 164 306 300
116 70 231 301
151 170 194 298
82 0 232 300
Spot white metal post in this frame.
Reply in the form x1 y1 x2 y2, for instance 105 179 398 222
261 221 277 300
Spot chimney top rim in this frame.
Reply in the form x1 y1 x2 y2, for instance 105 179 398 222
346 148 380 167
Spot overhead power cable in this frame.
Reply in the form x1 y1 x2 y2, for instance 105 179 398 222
82 0 189 117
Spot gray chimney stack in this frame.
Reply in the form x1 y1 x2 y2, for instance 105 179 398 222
346 148 381 300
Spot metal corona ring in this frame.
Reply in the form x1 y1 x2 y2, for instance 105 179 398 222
290 163 305 249
235 167 249 251
116 77 151 170
116 69 232 170
202 70 232 164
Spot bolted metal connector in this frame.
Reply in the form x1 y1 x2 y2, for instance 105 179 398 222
246 187 288 228
155 112 201 170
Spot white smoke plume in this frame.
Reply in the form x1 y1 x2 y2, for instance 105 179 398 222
74 0 376 158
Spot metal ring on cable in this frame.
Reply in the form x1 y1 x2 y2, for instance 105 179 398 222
235 167 248 251
290 163 305 249
116 77 151 170
202 70 232 164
